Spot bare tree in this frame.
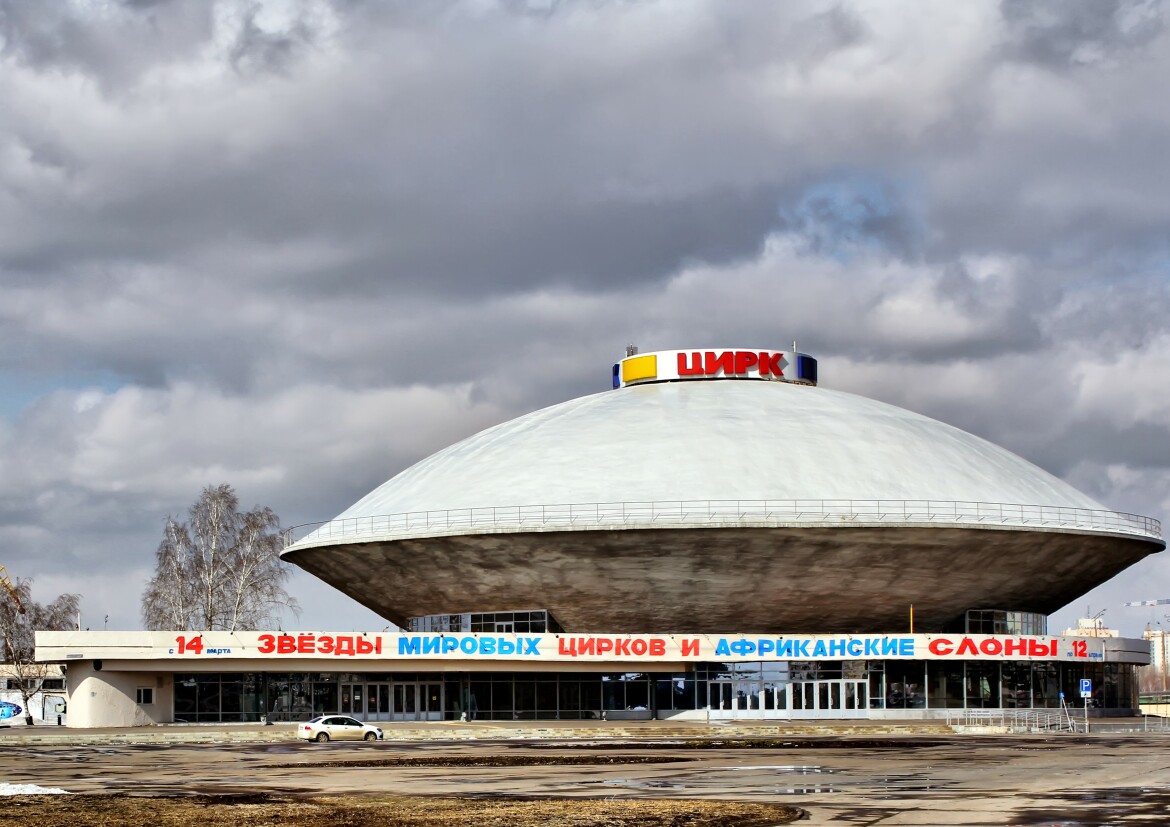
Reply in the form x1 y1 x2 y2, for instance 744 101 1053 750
141 484 300 631
0 579 80 725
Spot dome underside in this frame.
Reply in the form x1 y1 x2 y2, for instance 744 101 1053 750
284 525 1157 634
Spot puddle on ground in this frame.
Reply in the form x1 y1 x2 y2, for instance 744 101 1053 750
258 744 301 755
600 778 842 795
716 765 833 773
559 764 954 798
1010 787 1170 827
527 738 955 751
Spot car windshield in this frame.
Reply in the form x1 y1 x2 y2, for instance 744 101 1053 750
308 716 325 723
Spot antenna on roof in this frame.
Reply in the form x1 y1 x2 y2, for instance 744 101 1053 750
792 340 798 353
625 344 638 357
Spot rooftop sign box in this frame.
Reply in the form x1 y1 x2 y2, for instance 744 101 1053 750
613 348 818 389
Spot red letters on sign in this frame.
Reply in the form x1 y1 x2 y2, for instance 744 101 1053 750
704 351 735 375
761 352 784 377
733 351 758 374
676 351 785 378
175 635 203 655
557 636 671 658
677 353 703 375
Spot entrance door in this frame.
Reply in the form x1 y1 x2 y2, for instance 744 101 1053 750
394 684 416 721
392 682 444 721
420 683 442 720
341 683 392 721
707 681 768 719
364 683 391 721
788 680 867 719
341 683 364 716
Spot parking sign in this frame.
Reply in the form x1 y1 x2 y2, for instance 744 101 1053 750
1080 678 1092 699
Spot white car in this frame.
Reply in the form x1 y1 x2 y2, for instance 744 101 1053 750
297 715 383 742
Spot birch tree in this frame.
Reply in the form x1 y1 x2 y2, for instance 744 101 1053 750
141 484 299 631
0 580 80 725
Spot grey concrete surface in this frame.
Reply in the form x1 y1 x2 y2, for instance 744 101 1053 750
3 722 1170 825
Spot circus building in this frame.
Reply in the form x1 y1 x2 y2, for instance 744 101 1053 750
38 347 1165 726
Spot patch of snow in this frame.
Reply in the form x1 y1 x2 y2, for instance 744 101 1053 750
0 783 70 795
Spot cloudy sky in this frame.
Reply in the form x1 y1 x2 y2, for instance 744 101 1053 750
1 0 1168 636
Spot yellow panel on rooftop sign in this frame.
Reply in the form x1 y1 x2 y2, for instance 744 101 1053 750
621 354 658 384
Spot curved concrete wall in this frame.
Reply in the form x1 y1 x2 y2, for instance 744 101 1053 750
64 662 172 728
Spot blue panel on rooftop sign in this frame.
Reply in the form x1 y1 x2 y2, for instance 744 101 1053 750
797 355 818 384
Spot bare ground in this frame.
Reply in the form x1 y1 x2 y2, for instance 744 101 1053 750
0 793 803 826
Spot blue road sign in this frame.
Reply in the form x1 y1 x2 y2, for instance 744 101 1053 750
1080 678 1092 699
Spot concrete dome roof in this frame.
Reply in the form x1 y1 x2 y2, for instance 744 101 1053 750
332 380 1102 519
284 377 1162 632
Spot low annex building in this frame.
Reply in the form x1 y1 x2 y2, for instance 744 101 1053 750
37 347 1165 726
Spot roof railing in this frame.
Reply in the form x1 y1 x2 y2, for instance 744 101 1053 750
281 499 1163 549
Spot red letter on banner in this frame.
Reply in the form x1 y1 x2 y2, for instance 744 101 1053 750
733 351 758 375
677 353 703 375
1028 639 1054 657
705 351 734 376
928 639 953 656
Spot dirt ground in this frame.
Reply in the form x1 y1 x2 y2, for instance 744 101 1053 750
0 794 802 827
4 731 1170 825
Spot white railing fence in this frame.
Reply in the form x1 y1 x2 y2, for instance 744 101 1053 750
946 708 1081 733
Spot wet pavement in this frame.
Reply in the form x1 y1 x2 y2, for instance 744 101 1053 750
3 731 1170 825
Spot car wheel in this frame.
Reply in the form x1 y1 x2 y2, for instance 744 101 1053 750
364 731 377 741
315 732 329 742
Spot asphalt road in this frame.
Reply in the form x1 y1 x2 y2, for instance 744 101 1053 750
3 733 1170 825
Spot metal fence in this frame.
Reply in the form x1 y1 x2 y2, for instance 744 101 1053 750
946 708 1081 733
1144 715 1170 732
282 499 1162 548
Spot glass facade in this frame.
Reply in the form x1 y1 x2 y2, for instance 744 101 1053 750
964 609 1047 636
172 660 1138 722
408 610 565 634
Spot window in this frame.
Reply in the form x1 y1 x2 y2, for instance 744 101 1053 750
136 687 154 705
41 679 65 690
